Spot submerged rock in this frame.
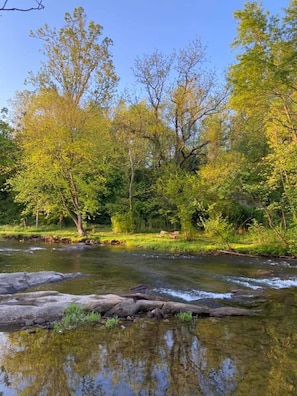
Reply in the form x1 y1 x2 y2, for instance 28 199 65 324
0 271 84 295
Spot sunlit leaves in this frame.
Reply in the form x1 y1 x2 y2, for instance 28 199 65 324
10 89 112 233
28 7 118 106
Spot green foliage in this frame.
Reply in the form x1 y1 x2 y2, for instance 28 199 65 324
3 2 297 253
111 212 135 233
248 219 274 245
176 312 192 321
54 303 101 332
105 316 119 329
29 7 118 106
200 207 234 250
10 7 118 236
228 1 297 234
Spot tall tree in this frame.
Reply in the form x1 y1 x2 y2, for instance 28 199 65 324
11 90 112 235
228 0 297 236
0 108 20 224
133 39 228 171
11 8 117 235
112 101 152 215
28 7 118 106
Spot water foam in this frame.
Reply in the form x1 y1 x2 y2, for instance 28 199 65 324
154 287 233 302
229 276 297 290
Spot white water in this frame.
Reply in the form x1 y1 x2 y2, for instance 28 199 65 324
227 276 297 290
154 287 233 301
155 274 297 302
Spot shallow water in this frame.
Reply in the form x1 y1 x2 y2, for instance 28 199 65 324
0 241 297 395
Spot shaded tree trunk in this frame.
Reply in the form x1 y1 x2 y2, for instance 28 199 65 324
74 213 86 236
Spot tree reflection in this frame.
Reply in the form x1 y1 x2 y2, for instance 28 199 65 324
0 311 296 395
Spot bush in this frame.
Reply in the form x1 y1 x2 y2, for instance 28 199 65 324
201 212 234 250
111 213 135 233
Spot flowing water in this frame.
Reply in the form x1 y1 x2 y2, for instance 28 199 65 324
0 241 297 395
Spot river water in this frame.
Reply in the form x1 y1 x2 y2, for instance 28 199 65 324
0 241 297 395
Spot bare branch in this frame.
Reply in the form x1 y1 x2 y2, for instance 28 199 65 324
0 0 44 11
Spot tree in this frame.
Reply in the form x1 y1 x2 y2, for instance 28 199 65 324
0 0 44 11
132 40 228 232
11 8 118 235
0 108 21 224
11 90 112 235
228 0 297 240
28 7 118 106
112 101 151 215
133 39 228 171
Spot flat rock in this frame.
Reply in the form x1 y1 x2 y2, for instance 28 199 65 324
0 290 254 329
0 271 84 294
0 271 255 330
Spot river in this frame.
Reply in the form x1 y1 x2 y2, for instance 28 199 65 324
0 240 297 395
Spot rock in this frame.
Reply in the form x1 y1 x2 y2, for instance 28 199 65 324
130 284 150 294
0 271 85 295
209 307 254 317
0 271 255 330
0 290 254 330
147 308 165 319
256 269 274 276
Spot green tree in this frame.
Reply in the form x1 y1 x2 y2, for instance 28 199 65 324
0 108 20 224
10 7 118 235
11 90 112 235
28 7 118 107
228 1 297 241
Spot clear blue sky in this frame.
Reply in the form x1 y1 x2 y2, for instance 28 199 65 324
0 0 290 110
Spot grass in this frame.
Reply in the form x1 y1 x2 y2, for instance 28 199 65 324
54 303 101 332
0 223 294 257
105 316 119 329
176 312 193 321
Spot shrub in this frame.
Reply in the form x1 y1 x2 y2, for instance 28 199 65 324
201 212 234 250
111 213 135 233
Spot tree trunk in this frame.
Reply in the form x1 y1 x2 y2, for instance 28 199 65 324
128 147 134 212
75 213 86 236
35 210 39 228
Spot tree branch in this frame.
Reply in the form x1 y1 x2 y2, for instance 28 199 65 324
0 0 44 11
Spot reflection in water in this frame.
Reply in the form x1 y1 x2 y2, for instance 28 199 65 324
0 312 296 395
0 242 297 394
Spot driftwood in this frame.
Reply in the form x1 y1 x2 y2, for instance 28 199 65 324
0 272 254 330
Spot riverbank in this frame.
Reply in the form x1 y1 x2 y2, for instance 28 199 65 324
0 224 295 258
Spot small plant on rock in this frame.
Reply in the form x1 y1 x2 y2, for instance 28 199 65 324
54 303 101 332
176 311 192 321
105 316 119 329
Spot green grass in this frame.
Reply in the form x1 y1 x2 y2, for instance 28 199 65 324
54 303 101 332
105 316 119 329
176 312 193 321
0 223 294 256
